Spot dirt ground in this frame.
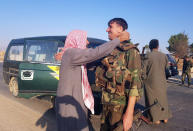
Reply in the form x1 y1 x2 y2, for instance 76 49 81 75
0 94 54 131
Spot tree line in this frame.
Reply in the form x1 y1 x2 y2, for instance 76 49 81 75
143 32 193 59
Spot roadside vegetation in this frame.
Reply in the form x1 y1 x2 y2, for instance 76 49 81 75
0 51 5 61
166 32 193 71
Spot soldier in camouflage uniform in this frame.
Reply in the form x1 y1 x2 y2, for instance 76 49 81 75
182 56 193 87
95 18 142 131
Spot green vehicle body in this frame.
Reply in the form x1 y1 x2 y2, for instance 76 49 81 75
3 36 106 99
18 63 59 98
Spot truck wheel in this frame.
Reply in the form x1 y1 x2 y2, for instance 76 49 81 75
9 77 19 97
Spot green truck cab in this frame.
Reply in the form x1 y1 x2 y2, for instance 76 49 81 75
3 36 106 100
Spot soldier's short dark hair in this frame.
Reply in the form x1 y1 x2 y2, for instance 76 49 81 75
108 18 128 31
149 39 159 50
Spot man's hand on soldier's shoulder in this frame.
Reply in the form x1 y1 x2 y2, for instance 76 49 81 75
119 31 130 42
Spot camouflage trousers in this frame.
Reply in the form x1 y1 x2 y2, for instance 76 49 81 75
100 104 125 131
182 72 191 85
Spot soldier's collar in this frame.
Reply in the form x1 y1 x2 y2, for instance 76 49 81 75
119 40 136 51
121 40 131 44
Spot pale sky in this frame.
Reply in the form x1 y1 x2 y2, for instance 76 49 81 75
0 0 193 53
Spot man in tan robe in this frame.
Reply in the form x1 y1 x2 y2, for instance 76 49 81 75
143 39 172 124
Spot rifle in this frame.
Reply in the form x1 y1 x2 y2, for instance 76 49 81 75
134 100 158 123
112 100 159 131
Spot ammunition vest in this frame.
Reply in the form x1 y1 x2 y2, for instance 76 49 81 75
96 42 138 97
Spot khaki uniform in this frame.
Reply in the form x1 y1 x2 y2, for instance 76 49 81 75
95 41 142 130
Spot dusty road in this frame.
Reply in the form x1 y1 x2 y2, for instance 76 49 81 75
90 76 193 131
134 77 193 131
0 62 56 131
0 94 56 131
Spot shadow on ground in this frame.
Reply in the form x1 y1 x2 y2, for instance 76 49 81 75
36 108 57 131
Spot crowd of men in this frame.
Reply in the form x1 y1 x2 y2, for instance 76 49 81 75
94 18 193 130
94 18 173 130
55 17 193 131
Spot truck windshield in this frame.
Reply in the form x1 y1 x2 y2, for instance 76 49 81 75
26 40 64 64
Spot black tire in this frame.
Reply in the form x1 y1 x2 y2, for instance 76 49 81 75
9 77 19 97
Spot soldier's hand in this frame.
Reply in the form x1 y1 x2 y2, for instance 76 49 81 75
119 31 130 42
123 112 133 131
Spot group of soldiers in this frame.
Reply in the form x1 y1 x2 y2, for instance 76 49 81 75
53 17 192 131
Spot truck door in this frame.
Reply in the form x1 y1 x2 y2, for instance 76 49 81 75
18 40 63 95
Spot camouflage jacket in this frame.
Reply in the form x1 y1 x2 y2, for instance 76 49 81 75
95 41 143 106
183 59 193 73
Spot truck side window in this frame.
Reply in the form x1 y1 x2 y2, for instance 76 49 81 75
7 45 24 61
26 40 60 63
27 45 45 62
